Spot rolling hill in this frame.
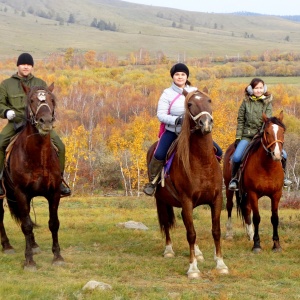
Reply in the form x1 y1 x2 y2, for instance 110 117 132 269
1 0 300 60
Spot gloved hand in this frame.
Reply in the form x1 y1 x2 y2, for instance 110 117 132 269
176 116 184 125
234 139 240 148
6 110 16 120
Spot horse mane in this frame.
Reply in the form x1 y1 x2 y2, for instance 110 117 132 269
176 91 195 180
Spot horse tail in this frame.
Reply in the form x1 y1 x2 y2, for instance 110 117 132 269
6 197 38 227
155 198 176 235
235 191 246 224
6 196 22 225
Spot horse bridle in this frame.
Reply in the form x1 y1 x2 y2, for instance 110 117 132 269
186 90 213 132
261 126 284 154
28 89 55 125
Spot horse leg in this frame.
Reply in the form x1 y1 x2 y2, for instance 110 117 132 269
181 203 201 279
210 200 229 274
240 193 254 241
0 199 14 253
271 193 282 252
248 192 261 253
29 224 41 254
225 189 234 240
21 214 37 270
48 196 64 265
155 199 176 258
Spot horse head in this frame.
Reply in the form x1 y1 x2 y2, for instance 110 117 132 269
22 83 56 136
183 88 213 135
262 111 285 161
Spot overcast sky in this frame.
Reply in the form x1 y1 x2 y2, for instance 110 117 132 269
122 0 300 15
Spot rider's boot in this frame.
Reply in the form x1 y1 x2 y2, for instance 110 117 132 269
60 173 71 196
143 156 164 196
228 162 240 191
281 158 292 187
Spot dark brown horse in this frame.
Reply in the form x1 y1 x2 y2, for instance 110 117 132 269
0 83 64 270
223 112 285 253
147 89 228 279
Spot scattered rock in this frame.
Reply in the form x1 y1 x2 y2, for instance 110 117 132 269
117 220 149 230
82 280 112 291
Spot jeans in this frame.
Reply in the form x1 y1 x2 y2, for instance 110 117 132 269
232 139 287 163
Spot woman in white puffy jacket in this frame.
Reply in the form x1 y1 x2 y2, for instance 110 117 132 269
143 63 222 196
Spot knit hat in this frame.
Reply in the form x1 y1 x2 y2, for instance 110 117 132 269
170 63 189 78
17 53 34 66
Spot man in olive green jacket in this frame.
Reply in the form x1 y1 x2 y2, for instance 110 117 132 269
0 52 71 196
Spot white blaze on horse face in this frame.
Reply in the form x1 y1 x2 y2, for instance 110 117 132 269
272 124 282 159
37 91 46 101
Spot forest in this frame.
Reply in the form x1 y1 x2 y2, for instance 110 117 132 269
0 48 299 196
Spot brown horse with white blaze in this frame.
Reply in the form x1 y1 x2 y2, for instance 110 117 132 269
223 111 285 253
0 83 64 270
147 89 228 279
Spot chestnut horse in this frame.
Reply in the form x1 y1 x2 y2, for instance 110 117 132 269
0 83 64 269
223 112 285 253
147 89 228 279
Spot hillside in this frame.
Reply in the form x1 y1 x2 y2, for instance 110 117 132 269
1 0 300 60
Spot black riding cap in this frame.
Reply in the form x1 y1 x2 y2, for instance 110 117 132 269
17 53 34 66
170 63 189 78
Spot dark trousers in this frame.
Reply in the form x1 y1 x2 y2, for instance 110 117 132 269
154 130 222 161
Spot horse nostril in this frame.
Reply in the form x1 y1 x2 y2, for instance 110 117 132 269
39 118 45 124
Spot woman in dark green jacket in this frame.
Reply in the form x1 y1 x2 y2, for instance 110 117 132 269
0 53 71 196
229 77 292 191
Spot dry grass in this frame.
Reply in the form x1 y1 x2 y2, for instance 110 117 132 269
1 1 300 60
1 196 300 299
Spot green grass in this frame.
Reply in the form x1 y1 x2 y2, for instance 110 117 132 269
1 196 300 300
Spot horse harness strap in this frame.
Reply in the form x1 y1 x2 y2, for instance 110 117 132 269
29 90 54 125
261 132 283 154
190 111 213 122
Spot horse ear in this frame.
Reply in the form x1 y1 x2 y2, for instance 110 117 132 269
21 82 30 95
48 82 54 92
182 89 188 96
203 86 209 94
278 110 283 122
262 113 268 122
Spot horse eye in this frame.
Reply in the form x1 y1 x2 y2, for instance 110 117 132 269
188 103 192 108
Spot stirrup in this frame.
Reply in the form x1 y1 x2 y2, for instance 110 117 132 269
283 178 292 187
143 183 156 196
228 179 238 191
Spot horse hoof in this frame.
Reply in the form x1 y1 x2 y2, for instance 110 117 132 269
187 271 201 279
196 254 204 262
52 260 65 266
52 256 65 266
3 248 15 254
217 267 229 275
252 247 262 254
32 247 41 255
272 247 282 253
23 263 37 271
164 253 175 258
225 234 234 241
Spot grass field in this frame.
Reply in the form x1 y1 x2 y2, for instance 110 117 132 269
0 196 299 300
1 1 300 60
